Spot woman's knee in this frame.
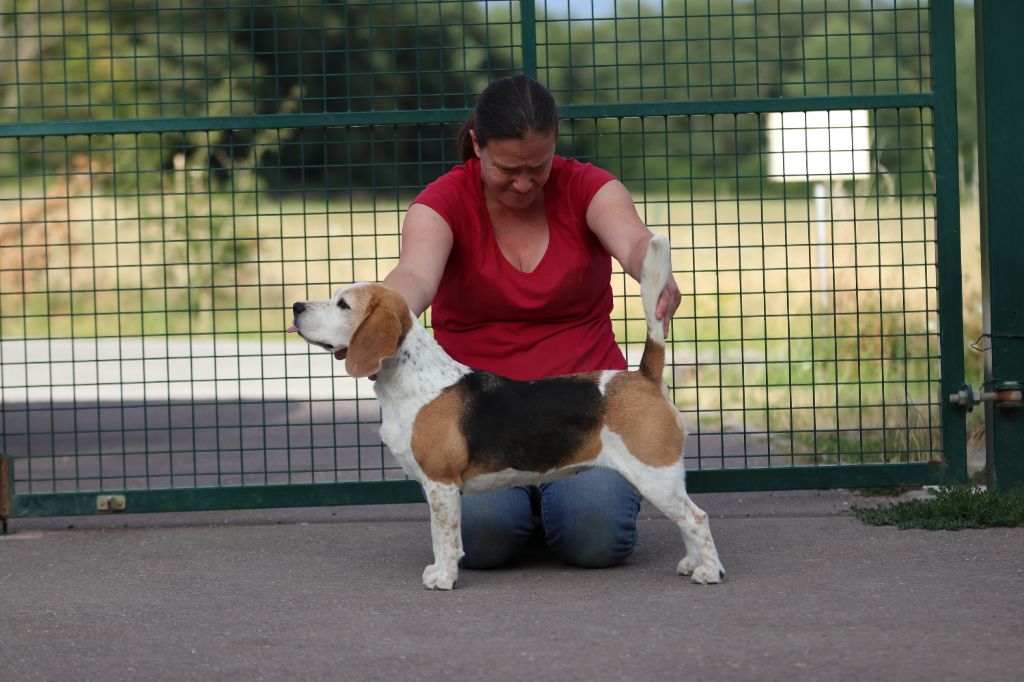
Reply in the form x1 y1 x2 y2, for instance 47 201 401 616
459 486 537 570
540 469 642 568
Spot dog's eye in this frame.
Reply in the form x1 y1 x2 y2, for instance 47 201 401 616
337 298 350 310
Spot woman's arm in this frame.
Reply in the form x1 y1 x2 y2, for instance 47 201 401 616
585 179 681 337
381 203 454 317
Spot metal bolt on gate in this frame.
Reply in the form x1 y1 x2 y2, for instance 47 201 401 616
949 382 1023 412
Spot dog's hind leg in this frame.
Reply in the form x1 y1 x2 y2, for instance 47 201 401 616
638 464 724 584
601 435 724 584
421 481 464 590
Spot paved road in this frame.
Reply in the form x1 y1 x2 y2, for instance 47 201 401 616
2 490 1022 681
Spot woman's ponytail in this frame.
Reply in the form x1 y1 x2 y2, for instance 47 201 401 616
456 112 477 162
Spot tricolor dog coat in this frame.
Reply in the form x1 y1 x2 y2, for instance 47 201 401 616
289 235 724 590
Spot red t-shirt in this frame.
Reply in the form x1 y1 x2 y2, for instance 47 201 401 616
411 155 625 381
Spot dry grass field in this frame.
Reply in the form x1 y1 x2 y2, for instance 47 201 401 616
0 180 984 467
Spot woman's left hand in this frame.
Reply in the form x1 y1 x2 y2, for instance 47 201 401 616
656 277 681 338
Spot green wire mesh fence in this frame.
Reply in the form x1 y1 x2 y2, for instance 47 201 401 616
0 0 965 515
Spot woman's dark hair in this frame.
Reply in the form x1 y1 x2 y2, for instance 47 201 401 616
457 75 559 162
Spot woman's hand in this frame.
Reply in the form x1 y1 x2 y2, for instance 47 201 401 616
656 277 681 338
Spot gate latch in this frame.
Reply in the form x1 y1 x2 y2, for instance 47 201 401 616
96 495 127 512
949 382 1023 412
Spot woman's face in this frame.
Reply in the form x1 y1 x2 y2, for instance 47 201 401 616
473 130 556 212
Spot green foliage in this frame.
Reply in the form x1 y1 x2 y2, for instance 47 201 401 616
538 0 955 196
0 0 974 194
852 485 1024 530
1 0 514 190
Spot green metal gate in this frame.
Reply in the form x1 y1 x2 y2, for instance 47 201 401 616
0 0 967 525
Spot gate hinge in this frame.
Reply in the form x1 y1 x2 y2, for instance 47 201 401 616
949 382 1023 412
96 495 127 512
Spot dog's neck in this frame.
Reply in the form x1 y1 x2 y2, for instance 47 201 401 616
373 316 469 404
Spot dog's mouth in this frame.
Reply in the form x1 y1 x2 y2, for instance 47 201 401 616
287 325 347 360
310 339 347 358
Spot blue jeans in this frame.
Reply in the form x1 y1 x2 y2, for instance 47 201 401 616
460 468 642 569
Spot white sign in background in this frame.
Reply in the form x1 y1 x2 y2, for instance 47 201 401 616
765 110 872 304
766 109 871 180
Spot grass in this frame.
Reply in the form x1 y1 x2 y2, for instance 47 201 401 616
0 189 403 339
852 485 1024 530
0 180 985 468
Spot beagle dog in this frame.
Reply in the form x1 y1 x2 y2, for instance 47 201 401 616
288 235 724 590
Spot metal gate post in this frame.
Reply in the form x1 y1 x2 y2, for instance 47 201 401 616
519 0 537 78
975 0 1024 491
1 455 11 534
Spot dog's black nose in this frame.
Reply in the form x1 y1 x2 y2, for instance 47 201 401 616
292 302 306 316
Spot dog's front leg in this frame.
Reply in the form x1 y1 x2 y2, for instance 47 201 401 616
421 481 464 590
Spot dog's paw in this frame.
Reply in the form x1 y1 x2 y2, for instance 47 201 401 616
678 556 725 584
676 555 700 576
422 563 458 590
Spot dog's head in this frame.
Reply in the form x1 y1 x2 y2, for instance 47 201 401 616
288 283 412 378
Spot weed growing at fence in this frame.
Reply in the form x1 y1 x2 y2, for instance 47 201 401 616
852 485 1024 530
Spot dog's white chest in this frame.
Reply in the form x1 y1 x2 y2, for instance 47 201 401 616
373 324 470 454
378 399 421 454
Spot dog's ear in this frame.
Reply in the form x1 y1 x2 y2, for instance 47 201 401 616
345 300 403 378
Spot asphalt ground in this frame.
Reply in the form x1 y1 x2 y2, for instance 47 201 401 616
2 489 1022 681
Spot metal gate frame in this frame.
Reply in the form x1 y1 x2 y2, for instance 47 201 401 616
1 0 968 527
975 0 1024 492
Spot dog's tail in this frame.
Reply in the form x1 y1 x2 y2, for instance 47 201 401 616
639 234 672 382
